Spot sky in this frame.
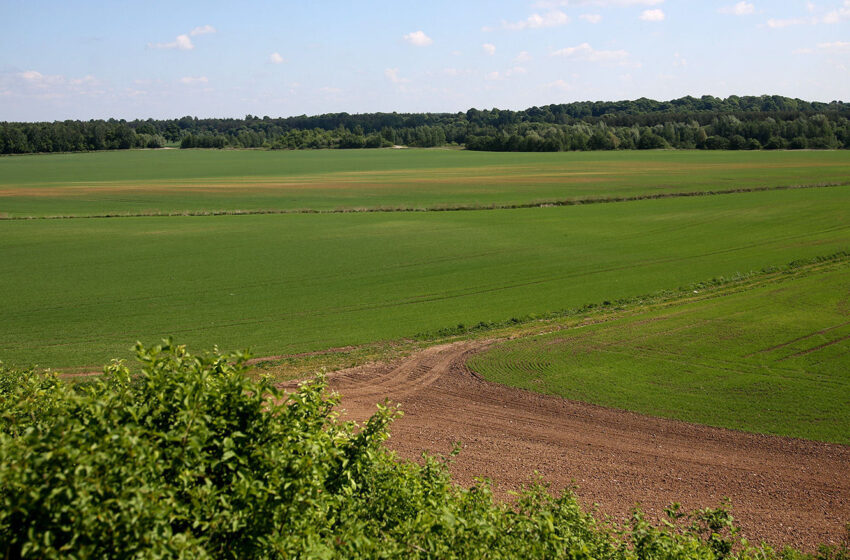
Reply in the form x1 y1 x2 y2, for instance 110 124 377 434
1 0 848 121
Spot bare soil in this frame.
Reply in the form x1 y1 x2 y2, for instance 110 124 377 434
282 339 850 551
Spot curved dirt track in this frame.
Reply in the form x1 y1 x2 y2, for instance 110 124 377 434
283 340 850 551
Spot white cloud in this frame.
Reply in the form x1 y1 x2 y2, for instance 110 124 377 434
547 79 572 91
823 0 850 23
797 40 850 53
384 68 410 83
719 2 755 15
20 70 46 81
580 13 603 23
514 51 533 62
149 34 194 50
179 76 208 85
766 17 809 27
535 0 661 6
639 8 665 21
482 43 496 55
552 42 631 63
149 25 215 50
766 2 850 28
190 25 216 36
504 10 570 30
269 52 284 64
818 40 850 49
4 70 105 100
673 52 687 67
484 66 527 81
403 30 433 46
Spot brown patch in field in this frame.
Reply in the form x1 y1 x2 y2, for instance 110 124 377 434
278 340 850 552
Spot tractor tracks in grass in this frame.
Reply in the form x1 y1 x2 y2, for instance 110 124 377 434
279 339 850 552
3 181 848 220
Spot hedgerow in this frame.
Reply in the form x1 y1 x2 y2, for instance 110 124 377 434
0 340 845 558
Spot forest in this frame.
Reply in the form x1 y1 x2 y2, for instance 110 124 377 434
1 95 849 154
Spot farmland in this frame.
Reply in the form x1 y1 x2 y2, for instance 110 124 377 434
468 257 850 444
2 149 850 218
0 156 849 368
2 147 850 551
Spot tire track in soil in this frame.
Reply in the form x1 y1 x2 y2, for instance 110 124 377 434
281 340 850 551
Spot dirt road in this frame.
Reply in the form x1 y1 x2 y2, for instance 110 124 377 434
283 340 850 551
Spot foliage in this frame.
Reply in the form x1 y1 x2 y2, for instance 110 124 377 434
2 94 850 154
0 341 838 558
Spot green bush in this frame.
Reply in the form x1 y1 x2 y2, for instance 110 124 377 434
0 341 843 558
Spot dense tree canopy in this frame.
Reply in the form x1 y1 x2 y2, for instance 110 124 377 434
2 95 849 154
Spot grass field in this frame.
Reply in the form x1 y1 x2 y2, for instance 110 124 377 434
468 258 850 444
2 149 850 217
2 148 849 445
2 181 849 369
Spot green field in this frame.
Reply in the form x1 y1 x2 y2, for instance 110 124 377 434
2 149 849 217
1 182 849 368
468 259 850 444
2 148 850 444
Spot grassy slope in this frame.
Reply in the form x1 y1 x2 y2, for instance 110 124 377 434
468 259 850 444
2 149 850 217
2 186 849 369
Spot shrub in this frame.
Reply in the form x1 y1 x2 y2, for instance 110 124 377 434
0 342 841 558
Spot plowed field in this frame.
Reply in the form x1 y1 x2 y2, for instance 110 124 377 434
288 341 850 551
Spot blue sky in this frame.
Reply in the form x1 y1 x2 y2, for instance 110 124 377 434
1 0 848 120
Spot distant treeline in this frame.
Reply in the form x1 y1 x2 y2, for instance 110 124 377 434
2 95 850 154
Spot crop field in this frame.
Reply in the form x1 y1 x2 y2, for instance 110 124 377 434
1 154 849 370
1 149 850 218
3 147 850 550
468 258 850 444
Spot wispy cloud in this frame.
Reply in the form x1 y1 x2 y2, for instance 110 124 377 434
269 52 284 64
719 2 755 15
149 26 215 50
484 67 528 81
403 30 433 46
766 1 850 27
580 13 603 23
795 40 850 53
552 42 632 64
150 34 194 50
766 16 812 27
515 51 533 62
639 8 665 21
482 43 496 55
384 68 410 84
547 79 573 92
3 70 105 100
179 76 208 85
823 0 850 22
534 0 661 7
503 10 570 30
190 25 216 36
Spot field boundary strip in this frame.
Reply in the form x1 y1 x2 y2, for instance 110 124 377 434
1 181 848 220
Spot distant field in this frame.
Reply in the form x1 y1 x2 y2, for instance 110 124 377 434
2 185 849 368
468 259 850 444
2 149 850 217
